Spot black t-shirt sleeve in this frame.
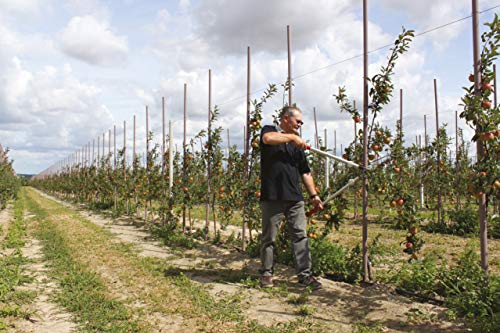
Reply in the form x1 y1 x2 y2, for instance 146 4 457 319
260 125 276 145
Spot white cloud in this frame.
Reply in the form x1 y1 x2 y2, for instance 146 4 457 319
135 88 155 107
179 0 190 12
193 0 356 55
59 15 128 66
0 58 113 173
65 0 110 20
0 23 55 60
378 0 500 50
0 0 42 14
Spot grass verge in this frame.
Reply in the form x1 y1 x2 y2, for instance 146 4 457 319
0 190 35 331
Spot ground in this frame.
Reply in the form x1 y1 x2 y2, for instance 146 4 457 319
1 187 473 332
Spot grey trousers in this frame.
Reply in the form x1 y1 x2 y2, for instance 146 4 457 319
259 200 312 279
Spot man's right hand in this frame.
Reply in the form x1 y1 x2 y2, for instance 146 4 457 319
291 135 307 149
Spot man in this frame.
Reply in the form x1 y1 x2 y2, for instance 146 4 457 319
259 105 323 290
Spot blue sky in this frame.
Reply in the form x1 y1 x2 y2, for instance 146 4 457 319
0 0 498 174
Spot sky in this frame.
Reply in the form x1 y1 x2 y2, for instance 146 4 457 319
0 0 499 175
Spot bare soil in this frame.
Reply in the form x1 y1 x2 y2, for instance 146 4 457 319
0 203 77 333
0 204 12 247
6 212 77 333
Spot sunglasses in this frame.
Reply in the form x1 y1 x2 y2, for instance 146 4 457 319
289 117 304 125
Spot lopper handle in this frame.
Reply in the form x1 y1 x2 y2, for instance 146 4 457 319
306 205 321 217
305 145 361 169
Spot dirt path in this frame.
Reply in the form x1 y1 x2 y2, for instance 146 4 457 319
11 217 77 333
28 188 470 332
0 204 12 245
0 198 77 332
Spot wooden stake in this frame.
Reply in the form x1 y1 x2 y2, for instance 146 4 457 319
169 120 173 194
206 70 212 239
472 0 488 273
494 64 498 108
123 121 127 214
97 136 100 166
133 115 136 167
227 128 230 157
112 127 116 211
287 25 292 106
145 106 149 223
324 128 329 189
111 126 115 167
313 107 319 148
243 46 251 251
424 115 428 147
455 111 461 210
399 89 403 138
353 100 358 220
183 83 187 232
362 0 370 282
108 129 111 165
434 78 442 225
134 114 138 218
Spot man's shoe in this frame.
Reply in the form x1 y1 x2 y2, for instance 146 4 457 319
260 276 273 288
299 275 322 290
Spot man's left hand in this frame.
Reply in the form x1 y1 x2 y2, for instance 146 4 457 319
312 196 323 210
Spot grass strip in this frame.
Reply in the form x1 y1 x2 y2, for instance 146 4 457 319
25 192 145 333
0 189 35 331
3 192 26 249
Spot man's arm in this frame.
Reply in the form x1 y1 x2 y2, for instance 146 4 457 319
262 132 306 148
302 172 323 209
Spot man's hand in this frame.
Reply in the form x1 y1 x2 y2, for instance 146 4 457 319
291 135 307 149
262 132 306 148
312 195 323 210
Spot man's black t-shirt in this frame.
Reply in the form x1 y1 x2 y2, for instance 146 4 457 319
260 125 311 201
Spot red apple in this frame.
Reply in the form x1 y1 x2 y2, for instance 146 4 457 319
484 132 495 141
482 100 491 109
482 82 493 91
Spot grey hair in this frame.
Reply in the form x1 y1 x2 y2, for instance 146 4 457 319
279 106 302 120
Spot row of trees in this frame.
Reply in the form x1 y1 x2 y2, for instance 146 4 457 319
30 81 499 236
32 15 499 270
0 145 20 210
